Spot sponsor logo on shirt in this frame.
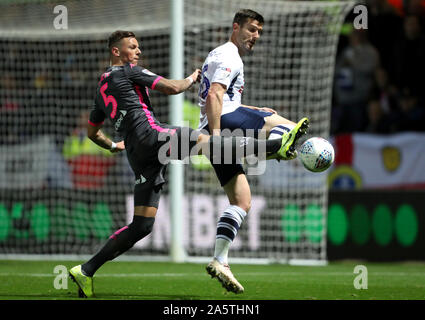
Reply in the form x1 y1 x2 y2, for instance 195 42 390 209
114 110 127 131
135 173 147 185
142 68 156 76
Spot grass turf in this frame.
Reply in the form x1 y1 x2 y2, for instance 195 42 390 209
0 260 424 300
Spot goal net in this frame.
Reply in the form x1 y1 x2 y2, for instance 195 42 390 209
0 0 354 264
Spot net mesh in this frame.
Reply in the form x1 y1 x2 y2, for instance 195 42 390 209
0 0 354 262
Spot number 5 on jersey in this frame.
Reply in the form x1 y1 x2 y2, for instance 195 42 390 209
100 82 118 119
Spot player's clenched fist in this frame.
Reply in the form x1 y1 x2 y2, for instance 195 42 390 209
110 140 125 153
190 68 202 83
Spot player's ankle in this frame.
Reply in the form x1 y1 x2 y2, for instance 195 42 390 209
214 255 227 265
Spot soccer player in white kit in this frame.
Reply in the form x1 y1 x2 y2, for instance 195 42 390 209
200 9 309 293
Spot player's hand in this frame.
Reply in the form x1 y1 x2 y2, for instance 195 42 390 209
110 140 125 153
190 69 202 83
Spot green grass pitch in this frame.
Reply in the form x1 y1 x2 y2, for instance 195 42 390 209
0 260 424 300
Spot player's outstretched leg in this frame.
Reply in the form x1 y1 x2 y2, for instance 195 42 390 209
206 258 244 294
69 265 94 298
274 117 309 160
68 215 155 298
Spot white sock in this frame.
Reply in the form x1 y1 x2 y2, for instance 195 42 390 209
214 205 247 265
268 123 295 140
214 238 231 265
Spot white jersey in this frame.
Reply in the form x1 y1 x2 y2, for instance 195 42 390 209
198 41 244 129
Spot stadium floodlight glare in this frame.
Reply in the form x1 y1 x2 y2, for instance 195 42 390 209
0 0 355 265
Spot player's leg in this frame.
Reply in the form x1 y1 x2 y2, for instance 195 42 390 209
214 106 295 139
79 136 165 278
208 106 309 160
167 126 282 162
262 113 296 138
274 117 309 159
166 123 288 163
69 140 164 298
262 113 310 160
214 173 250 265
195 132 282 162
206 165 249 294
69 203 158 298
80 206 157 277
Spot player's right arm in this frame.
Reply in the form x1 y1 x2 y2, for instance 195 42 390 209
205 82 226 136
87 106 124 153
154 69 201 95
202 51 237 136
87 123 125 153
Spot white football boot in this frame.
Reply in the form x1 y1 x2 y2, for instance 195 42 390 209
206 258 244 294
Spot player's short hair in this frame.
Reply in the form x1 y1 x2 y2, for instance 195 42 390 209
233 9 264 27
108 30 136 52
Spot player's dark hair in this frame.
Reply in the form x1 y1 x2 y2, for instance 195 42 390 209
108 30 136 52
233 9 264 27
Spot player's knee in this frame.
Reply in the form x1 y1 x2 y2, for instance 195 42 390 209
264 114 296 132
233 201 251 214
197 133 210 145
195 133 211 156
243 202 251 214
129 216 155 243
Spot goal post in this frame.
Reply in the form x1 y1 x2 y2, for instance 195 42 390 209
0 0 356 264
169 0 186 263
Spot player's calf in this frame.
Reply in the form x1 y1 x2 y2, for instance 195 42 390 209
263 114 296 137
81 216 155 277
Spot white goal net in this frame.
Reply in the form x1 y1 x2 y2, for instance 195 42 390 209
0 0 354 263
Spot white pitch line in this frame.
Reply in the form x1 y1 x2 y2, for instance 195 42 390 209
0 273 189 278
0 272 424 278
0 273 54 277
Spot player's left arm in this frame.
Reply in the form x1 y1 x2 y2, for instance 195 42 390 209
241 104 277 114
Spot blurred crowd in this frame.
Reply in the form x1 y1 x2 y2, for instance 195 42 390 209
332 0 425 134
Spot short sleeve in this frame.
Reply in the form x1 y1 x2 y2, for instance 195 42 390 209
210 55 238 89
88 101 105 126
126 64 163 89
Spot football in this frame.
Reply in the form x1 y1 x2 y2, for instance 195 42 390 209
299 137 334 172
